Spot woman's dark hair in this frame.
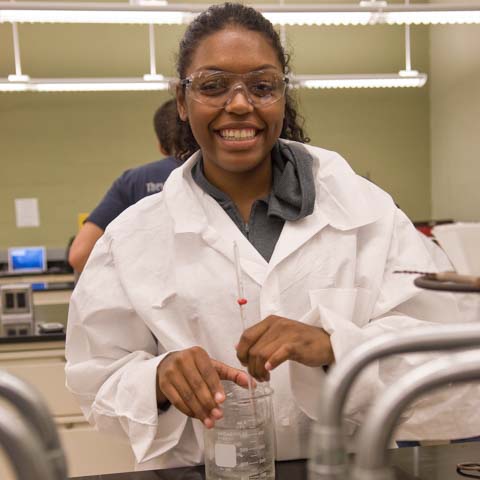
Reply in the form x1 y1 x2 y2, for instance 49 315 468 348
174 2 310 161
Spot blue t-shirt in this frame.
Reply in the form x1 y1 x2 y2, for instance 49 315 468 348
87 156 180 230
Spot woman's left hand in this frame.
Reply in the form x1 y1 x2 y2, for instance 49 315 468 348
236 315 334 381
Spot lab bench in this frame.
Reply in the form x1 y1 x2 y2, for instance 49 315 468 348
0 272 74 329
73 441 480 479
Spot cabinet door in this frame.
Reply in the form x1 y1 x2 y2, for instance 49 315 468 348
57 417 136 476
0 349 82 416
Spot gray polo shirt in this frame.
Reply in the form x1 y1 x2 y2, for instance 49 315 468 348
191 142 316 262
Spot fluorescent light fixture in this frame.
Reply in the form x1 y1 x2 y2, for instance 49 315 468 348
0 73 427 92
0 77 172 92
0 8 190 25
384 11 480 25
293 72 427 89
262 11 375 26
1 2 480 25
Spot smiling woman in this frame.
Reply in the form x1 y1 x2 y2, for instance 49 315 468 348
177 26 287 214
64 1 480 473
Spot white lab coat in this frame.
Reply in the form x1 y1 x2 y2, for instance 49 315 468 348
65 140 480 470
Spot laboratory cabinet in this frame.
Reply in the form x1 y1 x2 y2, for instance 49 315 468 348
0 339 135 478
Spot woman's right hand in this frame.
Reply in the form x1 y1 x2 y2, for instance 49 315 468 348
156 346 251 428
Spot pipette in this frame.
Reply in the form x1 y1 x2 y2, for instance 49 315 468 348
233 241 256 403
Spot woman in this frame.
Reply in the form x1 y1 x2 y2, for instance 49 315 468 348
65 2 476 471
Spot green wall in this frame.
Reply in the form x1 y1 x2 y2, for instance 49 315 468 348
0 19 431 250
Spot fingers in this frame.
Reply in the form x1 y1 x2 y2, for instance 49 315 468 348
237 316 282 381
236 318 272 366
157 347 224 428
247 323 334 378
265 343 294 372
248 339 286 381
160 382 193 417
194 354 225 406
237 316 323 381
212 359 255 389
166 373 212 425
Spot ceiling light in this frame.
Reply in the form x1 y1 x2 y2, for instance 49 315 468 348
1 2 480 26
0 78 172 92
293 72 427 89
0 73 428 92
0 9 190 25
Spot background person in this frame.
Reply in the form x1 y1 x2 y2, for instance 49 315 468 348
68 99 181 273
65 3 480 471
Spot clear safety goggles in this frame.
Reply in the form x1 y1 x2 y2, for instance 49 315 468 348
180 70 289 109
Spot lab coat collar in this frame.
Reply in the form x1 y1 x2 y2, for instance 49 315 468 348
163 152 268 285
163 150 207 235
268 141 389 269
163 142 389 282
299 140 389 231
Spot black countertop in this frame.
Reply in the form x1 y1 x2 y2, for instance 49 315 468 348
0 333 65 344
74 442 480 480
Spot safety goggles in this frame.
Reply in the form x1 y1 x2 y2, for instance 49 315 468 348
180 70 289 108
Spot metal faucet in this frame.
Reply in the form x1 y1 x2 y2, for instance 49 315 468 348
308 322 480 480
0 370 68 480
0 404 56 479
351 349 480 480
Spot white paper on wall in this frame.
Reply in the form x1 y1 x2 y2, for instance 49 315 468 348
15 198 40 228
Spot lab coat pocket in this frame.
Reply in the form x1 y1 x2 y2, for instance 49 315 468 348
308 287 372 328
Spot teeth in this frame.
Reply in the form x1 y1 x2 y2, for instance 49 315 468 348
219 128 256 140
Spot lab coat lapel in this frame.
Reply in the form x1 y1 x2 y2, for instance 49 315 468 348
164 155 268 287
267 141 389 272
268 208 329 270
198 189 269 287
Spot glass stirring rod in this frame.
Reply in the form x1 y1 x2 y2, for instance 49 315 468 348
233 241 256 403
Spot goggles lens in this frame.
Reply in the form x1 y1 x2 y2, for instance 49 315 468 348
181 70 288 108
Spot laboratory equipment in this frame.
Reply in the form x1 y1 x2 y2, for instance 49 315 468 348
395 270 480 289
0 369 68 480
7 245 47 273
0 283 34 336
351 349 480 480
204 381 275 480
308 322 480 480
432 222 480 276
38 321 65 334
233 241 255 399
0 404 56 480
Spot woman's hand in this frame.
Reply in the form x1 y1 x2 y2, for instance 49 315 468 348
156 346 251 428
236 315 334 381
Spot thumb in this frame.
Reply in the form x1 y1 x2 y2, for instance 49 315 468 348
211 359 255 389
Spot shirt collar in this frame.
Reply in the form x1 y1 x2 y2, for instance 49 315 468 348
190 141 316 223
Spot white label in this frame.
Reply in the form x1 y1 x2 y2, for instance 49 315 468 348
14 198 40 227
215 443 237 467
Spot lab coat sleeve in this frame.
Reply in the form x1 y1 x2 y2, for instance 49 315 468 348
291 209 480 440
65 232 188 463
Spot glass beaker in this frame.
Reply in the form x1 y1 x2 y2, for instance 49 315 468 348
204 381 275 480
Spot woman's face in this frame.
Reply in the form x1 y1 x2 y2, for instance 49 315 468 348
177 26 285 176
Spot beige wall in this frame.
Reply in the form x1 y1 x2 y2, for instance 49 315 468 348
0 19 431 250
430 23 480 222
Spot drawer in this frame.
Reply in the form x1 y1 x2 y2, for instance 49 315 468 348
0 349 81 416
57 419 136 476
